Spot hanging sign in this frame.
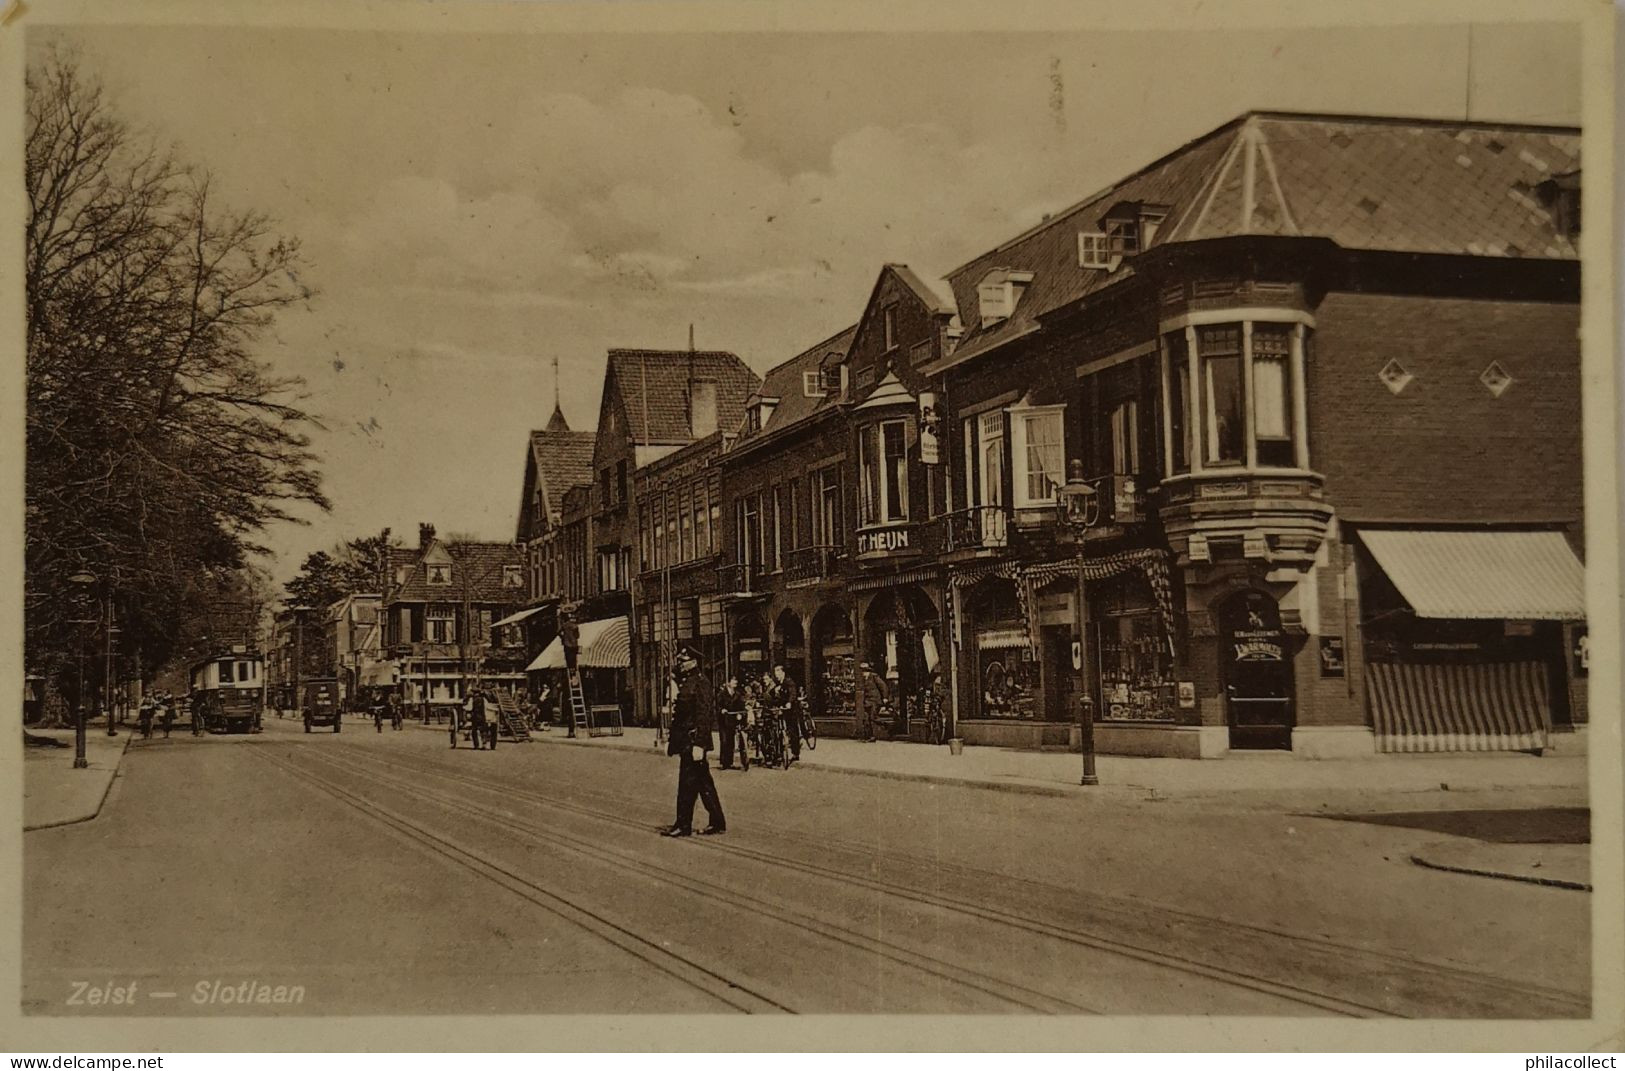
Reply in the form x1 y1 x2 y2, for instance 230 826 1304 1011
918 392 941 465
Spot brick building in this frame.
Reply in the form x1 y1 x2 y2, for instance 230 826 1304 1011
381 523 528 715
923 110 1584 756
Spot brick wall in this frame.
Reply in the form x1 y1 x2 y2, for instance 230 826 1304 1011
1310 291 1582 530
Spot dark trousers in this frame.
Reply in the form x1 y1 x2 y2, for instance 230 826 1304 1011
675 753 724 831
718 709 738 768
470 717 487 749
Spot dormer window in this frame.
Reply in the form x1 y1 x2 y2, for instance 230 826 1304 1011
501 565 524 589
427 563 452 586
747 396 780 433
977 269 1035 326
803 370 825 398
1083 202 1169 269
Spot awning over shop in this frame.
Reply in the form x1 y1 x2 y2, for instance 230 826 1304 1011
1367 660 1550 753
1361 529 1585 621
492 605 548 629
360 660 399 686
526 617 631 671
976 627 1031 651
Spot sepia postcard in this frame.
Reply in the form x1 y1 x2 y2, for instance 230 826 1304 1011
2 0 1621 1054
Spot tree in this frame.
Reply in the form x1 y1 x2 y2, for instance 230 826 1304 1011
281 528 401 608
24 48 327 702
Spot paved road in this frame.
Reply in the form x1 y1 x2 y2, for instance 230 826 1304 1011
24 716 1591 1017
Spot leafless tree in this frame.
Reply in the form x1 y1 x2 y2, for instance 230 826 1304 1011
25 47 328 698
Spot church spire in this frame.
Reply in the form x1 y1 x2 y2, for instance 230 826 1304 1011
544 355 570 432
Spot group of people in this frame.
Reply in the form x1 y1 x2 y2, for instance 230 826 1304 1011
136 692 187 739
714 664 810 770
451 687 503 750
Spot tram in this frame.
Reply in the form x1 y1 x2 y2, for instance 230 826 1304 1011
189 649 266 734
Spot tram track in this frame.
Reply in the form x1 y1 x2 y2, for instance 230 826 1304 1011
275 745 1109 1014
310 738 1592 1019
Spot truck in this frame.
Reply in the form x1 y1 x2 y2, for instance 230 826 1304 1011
301 678 342 733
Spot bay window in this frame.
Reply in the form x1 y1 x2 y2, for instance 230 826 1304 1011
1010 405 1066 508
1162 314 1310 475
859 420 910 525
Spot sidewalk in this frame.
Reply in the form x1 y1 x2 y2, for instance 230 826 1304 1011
23 728 130 831
528 725 1588 811
1410 840 1590 891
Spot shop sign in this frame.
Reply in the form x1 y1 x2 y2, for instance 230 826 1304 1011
1504 620 1535 637
1574 626 1589 677
856 526 912 555
1176 681 1196 709
1318 636 1345 678
1071 640 1081 671
1230 628 1283 663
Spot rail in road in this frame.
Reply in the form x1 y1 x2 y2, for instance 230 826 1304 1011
260 740 1591 1018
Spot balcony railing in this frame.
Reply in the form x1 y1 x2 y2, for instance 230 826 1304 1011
942 505 1011 553
785 544 844 584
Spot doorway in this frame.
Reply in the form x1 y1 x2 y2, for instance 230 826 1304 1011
1218 590 1295 750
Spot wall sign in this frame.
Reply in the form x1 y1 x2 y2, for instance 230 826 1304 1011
918 392 941 465
856 526 912 555
1318 636 1346 678
1176 681 1196 709
1574 626 1589 677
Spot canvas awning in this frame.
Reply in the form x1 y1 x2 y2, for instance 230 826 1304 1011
1367 660 1550 753
1360 529 1585 621
360 660 399 686
526 617 631 671
492 605 548 629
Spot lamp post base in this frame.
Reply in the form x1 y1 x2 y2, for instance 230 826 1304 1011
73 757 89 770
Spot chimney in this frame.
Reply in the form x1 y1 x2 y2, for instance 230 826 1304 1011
418 523 436 549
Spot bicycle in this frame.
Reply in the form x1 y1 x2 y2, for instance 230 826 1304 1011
792 702 817 751
749 703 792 770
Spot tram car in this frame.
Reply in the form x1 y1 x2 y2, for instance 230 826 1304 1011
189 650 266 734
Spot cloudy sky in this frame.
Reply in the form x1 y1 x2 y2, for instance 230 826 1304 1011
30 13 1579 585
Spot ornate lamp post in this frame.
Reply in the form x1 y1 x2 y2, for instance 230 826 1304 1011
1057 460 1101 787
67 571 98 769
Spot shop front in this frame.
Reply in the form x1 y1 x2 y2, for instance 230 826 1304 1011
808 603 857 729
1355 527 1586 753
856 581 944 742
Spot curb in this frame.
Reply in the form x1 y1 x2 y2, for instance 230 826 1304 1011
1409 849 1592 892
23 732 131 833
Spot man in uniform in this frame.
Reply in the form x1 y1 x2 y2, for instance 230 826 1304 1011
661 647 725 837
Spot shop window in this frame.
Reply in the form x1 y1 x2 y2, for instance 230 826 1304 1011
1092 578 1175 722
859 420 910 525
1010 405 1065 507
1198 325 1246 465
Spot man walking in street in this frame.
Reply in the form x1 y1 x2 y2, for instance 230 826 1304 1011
856 662 887 743
717 676 745 770
466 689 490 751
661 647 725 838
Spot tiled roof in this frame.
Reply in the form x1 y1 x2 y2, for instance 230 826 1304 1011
939 112 1580 370
530 428 596 504
887 263 957 315
390 540 525 604
606 349 761 446
736 324 860 447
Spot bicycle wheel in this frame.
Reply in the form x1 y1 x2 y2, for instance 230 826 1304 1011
737 728 750 771
777 719 793 769
800 711 817 751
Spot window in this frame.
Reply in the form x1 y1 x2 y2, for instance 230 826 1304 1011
803 371 825 398
665 504 676 567
1109 399 1139 475
758 492 774 569
1010 406 1065 506
1078 231 1112 269
427 605 455 644
813 467 842 547
787 477 803 549
426 563 451 586
860 420 910 525
598 549 623 592
1251 324 1295 466
680 492 694 562
883 304 898 351
219 660 235 684
1198 325 1246 465
772 485 785 569
693 484 710 558
501 564 523 589
615 460 628 505
742 496 759 568
639 505 653 571
709 500 721 555
1164 331 1191 474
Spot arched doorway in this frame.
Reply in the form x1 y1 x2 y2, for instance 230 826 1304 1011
1217 590 1295 750
861 584 941 738
809 604 855 721
773 609 807 690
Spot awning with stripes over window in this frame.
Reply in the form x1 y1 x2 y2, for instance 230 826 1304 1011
526 617 631 671
1367 661 1551 754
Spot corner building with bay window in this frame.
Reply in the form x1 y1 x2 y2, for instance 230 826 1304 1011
925 111 1585 757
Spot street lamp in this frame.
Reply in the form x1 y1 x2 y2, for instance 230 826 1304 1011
1057 460 1101 787
67 571 98 770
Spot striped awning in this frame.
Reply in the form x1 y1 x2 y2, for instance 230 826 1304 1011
526 617 630 671
492 605 549 629
1361 529 1585 621
849 566 940 591
1367 660 1551 753
976 627 1030 651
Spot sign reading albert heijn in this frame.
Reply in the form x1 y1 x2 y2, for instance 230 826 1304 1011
856 525 915 556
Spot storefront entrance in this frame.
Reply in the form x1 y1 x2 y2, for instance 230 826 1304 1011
1218 590 1295 750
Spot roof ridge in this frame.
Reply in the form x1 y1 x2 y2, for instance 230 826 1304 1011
755 322 860 379
1243 108 1580 135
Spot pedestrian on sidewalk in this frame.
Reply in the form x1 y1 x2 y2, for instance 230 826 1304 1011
856 662 886 743
769 665 802 763
159 697 175 739
466 689 490 751
717 676 745 770
661 647 725 838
